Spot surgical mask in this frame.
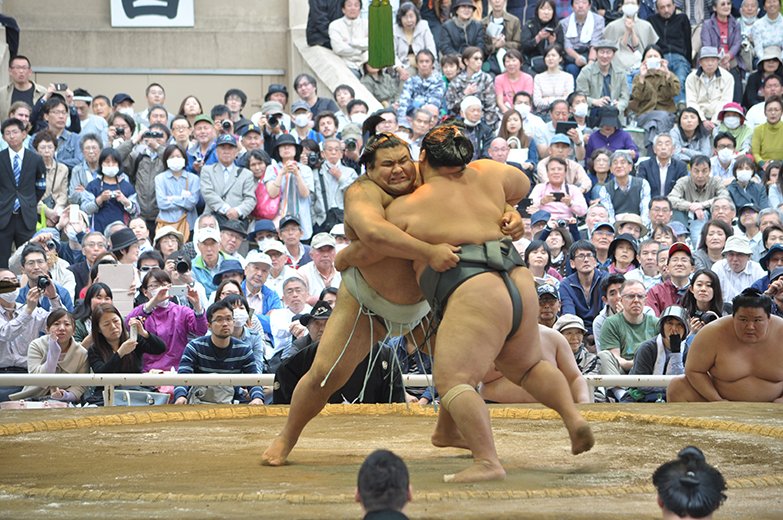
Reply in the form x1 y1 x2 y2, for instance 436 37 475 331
167 157 186 171
233 308 249 326
102 166 119 177
117 107 134 118
736 169 753 183
573 103 589 117
723 115 741 129
514 103 530 117
294 114 309 128
741 16 756 25
717 148 735 163
0 289 19 304
622 4 639 17
463 118 480 128
350 113 368 124
151 287 170 308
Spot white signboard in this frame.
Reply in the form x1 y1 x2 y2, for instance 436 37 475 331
111 0 194 27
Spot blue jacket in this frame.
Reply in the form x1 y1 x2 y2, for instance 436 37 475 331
559 269 606 333
17 282 74 313
727 179 769 211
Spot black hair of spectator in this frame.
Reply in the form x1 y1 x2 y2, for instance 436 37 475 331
396 1 421 26
689 154 711 170
75 282 113 322
32 128 56 151
763 223 783 248
294 73 318 91
43 95 68 114
145 82 165 96
652 446 726 518
421 124 474 168
733 154 757 176
283 276 307 292
545 43 566 62
224 88 247 108
357 449 410 513
347 99 369 115
91 304 134 371
93 94 111 108
79 132 102 150
248 148 272 166
72 87 91 100
110 112 136 134
547 156 568 171
524 240 552 270
319 286 338 300
98 147 123 174
649 195 672 210
177 95 203 117
569 239 596 260
600 272 626 293
300 138 320 154
9 54 30 68
697 219 733 252
765 95 783 113
763 160 782 189
677 107 709 141
548 225 574 254
170 114 191 129
503 48 524 65
314 111 339 129
566 90 587 106
535 0 558 21
140 268 171 292
46 308 74 329
713 131 736 148
680 268 723 317
222 293 251 314
214 279 244 302
641 43 664 61
761 74 783 89
415 48 436 63
207 298 234 323
148 103 169 118
210 104 230 120
138 251 165 271
341 0 362 8
732 288 773 317
549 98 569 114
21 243 47 265
149 122 171 139
333 84 355 100
162 143 187 164
441 53 462 69
359 132 409 169
513 90 533 104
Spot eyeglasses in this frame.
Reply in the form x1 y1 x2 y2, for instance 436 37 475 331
622 294 646 301
48 110 68 116
139 266 155 273
211 316 235 324
574 253 595 261
24 259 47 267
84 242 106 249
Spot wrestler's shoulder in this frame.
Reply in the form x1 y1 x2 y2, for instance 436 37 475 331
347 177 395 205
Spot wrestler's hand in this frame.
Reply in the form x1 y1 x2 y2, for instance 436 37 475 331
427 244 460 272
501 208 525 241
174 397 187 405
248 398 264 405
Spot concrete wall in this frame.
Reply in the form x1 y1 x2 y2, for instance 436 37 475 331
3 0 290 113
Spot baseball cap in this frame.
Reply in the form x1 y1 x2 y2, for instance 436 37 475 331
668 242 692 258
311 232 337 250
252 219 277 236
245 250 273 267
261 101 285 115
699 46 720 60
291 100 310 113
111 93 134 106
550 134 572 146
330 223 345 236
259 239 287 255
240 123 263 137
723 235 752 255
195 227 221 244
216 134 237 147
592 222 615 234
537 284 560 300
299 300 333 326
554 314 586 333
278 214 302 230
531 210 551 227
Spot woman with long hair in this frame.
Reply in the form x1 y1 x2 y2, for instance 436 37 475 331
73 282 113 346
177 95 203 127
670 107 712 163
545 225 573 278
524 240 561 287
220 293 268 373
497 109 538 170
87 303 165 375
520 0 564 74
586 148 612 203
679 269 724 337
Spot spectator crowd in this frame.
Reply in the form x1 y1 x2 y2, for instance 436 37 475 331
1 0 783 407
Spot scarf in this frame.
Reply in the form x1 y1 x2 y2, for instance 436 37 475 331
565 12 593 45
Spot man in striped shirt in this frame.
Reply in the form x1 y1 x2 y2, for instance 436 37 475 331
173 299 263 405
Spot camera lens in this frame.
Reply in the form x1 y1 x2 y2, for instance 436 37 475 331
345 138 357 151
37 276 51 291
45 240 57 251
176 257 189 274
557 220 567 227
268 114 279 127
221 120 232 130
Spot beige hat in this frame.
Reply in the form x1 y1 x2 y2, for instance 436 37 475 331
614 213 648 237
722 235 752 256
259 239 286 255
153 225 185 245
554 314 587 333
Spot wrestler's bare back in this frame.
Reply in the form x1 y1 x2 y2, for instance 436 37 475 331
688 316 783 402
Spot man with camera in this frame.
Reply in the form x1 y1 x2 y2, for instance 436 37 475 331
312 138 356 235
15 244 73 312
125 123 169 234
186 114 217 174
0 266 64 401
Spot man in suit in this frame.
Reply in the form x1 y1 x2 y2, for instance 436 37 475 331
636 134 688 198
199 134 256 227
67 231 108 300
0 118 46 268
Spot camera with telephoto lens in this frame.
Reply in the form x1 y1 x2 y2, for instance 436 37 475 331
175 256 190 274
221 120 232 131
307 152 320 168
345 138 357 151
693 310 719 324
267 114 279 127
37 276 51 291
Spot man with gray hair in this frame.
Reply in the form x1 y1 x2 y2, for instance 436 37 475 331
596 150 650 222
637 133 688 198
710 195 737 227
460 96 494 160
685 47 735 131
312 137 357 235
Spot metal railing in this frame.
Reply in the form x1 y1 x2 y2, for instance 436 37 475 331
0 374 674 406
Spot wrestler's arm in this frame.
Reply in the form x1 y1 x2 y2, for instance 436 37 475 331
683 330 725 401
343 181 459 271
551 330 591 403
335 240 382 270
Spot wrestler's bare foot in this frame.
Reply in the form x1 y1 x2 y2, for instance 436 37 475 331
261 436 293 466
431 430 470 450
568 422 595 455
443 459 506 483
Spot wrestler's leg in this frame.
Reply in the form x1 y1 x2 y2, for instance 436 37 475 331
493 268 594 455
262 284 385 466
433 275 511 482
667 375 708 402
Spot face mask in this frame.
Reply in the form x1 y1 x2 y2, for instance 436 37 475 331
294 114 309 128
741 16 756 25
150 287 170 308
736 169 753 183
102 166 119 177
167 157 186 171
622 4 639 17
350 113 368 124
717 148 735 163
573 103 589 117
463 118 480 128
233 308 249 326
514 104 530 117
117 107 134 118
723 115 741 129
0 289 19 304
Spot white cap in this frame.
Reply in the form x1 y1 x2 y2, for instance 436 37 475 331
723 235 752 256
311 232 337 250
195 227 221 244
330 223 345 236
259 239 286 255
460 95 481 114
245 250 273 267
